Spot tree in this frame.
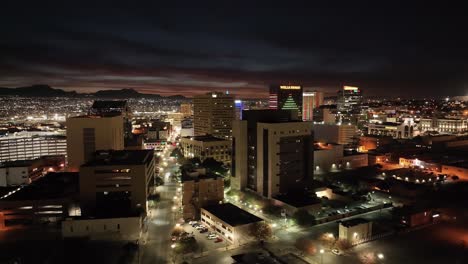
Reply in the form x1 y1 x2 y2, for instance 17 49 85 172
171 226 184 237
294 238 317 255
293 209 316 226
175 237 199 254
202 157 228 176
263 204 283 216
248 222 272 241
335 239 352 250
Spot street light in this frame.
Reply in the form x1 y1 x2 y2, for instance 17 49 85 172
171 244 176 249
320 249 324 264
377 253 384 259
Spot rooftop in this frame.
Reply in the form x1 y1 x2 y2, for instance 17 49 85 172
273 194 321 208
82 150 153 167
0 159 35 168
202 203 263 227
182 135 228 142
0 172 79 201
340 218 370 227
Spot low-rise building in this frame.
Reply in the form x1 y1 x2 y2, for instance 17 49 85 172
359 135 393 152
314 123 357 145
271 194 322 216
61 215 141 240
79 150 155 216
339 218 372 243
201 203 263 244
179 135 231 165
368 118 418 139
420 117 468 134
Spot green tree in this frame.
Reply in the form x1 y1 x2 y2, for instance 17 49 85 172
293 209 316 226
248 222 272 241
175 237 199 254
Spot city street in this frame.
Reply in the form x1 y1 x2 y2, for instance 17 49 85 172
139 145 181 264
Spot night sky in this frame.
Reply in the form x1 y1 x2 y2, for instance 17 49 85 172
1 4 467 98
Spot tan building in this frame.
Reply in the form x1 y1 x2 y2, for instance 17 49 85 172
182 172 224 220
201 203 263 244
420 117 468 134
180 103 193 117
193 92 234 139
302 89 323 121
79 150 155 216
62 216 141 240
179 135 231 165
66 114 124 171
339 218 372 243
232 110 314 198
314 123 358 145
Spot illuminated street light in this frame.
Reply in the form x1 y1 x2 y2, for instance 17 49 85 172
377 253 384 259
320 249 324 264
171 244 176 249
320 249 324 254
176 223 181 227
272 223 277 228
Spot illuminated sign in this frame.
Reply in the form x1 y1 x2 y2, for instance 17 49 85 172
384 126 397 130
280 85 301 90
303 92 316 96
344 86 359 91
234 100 242 104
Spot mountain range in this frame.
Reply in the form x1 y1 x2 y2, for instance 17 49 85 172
0 85 186 99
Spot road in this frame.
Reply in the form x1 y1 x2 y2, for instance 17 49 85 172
139 145 180 264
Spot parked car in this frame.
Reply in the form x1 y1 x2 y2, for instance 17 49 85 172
199 228 208 233
195 225 206 230
188 221 197 225
214 237 223 243
332 248 341 255
207 234 218 240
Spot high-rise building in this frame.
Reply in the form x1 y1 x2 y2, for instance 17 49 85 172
234 100 244 120
232 110 314 198
302 89 324 121
180 103 193 117
66 114 124 171
193 92 234 139
89 101 132 141
269 84 303 118
0 131 66 162
337 86 362 114
79 150 155 216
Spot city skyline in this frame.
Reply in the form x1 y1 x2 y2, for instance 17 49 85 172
1 4 467 98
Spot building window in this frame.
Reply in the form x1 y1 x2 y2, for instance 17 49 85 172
117 224 120 230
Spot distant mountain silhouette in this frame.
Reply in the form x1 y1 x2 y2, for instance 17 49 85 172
0 85 186 99
0 84 78 97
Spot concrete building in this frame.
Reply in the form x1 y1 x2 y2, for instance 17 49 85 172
0 156 65 187
339 218 372 243
368 118 418 139
79 150 155 216
193 92 234 139
89 100 132 141
314 143 368 174
359 136 393 152
201 203 263 244
181 170 224 220
62 215 141 240
269 84 303 119
0 172 80 227
147 121 171 140
313 106 337 124
232 110 313 198
66 114 124 171
180 103 193 117
337 86 362 114
180 118 194 137
179 135 231 165
302 89 323 121
0 131 66 163
314 124 357 145
420 117 468 134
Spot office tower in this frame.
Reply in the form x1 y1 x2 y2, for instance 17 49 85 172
269 84 303 118
66 114 124 171
302 89 324 121
337 86 362 113
89 100 132 141
181 172 223 220
79 150 155 216
193 92 234 139
234 100 244 120
180 103 193 117
0 131 66 162
232 110 314 198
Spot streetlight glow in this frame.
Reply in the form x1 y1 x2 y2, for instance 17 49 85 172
320 249 324 254
377 253 384 259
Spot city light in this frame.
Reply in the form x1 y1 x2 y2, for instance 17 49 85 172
377 253 384 259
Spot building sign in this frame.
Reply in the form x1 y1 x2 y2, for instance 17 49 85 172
280 85 301 90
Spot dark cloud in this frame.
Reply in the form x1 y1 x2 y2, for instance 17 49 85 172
0 4 467 98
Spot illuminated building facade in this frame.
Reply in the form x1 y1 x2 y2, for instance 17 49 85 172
193 92 234 139
302 89 323 121
337 86 362 114
269 84 303 118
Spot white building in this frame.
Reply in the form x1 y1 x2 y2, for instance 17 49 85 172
0 131 66 162
368 118 418 139
420 118 468 134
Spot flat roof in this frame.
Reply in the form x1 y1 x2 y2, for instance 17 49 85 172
91 100 127 109
0 172 79 201
202 203 263 227
0 159 35 168
82 150 153 167
340 218 370 227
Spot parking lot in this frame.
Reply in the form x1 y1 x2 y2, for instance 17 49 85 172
181 222 231 252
